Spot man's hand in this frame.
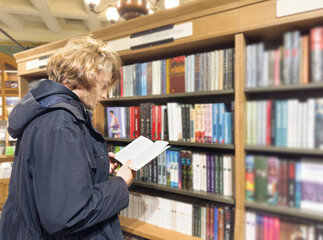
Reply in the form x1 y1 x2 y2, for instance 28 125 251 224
108 152 118 174
116 160 136 187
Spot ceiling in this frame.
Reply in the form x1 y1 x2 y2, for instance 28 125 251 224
0 0 193 47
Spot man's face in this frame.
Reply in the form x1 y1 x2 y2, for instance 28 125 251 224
81 72 112 110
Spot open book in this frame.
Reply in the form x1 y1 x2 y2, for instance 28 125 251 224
114 136 170 171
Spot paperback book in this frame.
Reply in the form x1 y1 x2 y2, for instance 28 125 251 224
114 136 170 171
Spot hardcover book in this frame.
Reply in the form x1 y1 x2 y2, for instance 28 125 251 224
168 56 186 93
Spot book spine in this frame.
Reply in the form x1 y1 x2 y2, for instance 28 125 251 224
210 154 215 193
206 154 211 192
310 26 323 83
186 151 193 190
254 156 268 203
288 160 295 207
219 155 223 195
245 155 255 202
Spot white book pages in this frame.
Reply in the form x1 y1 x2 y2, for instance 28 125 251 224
114 136 170 171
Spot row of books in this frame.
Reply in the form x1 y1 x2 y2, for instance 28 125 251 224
106 102 234 144
111 47 235 98
246 98 323 149
4 81 18 89
245 211 323 240
0 162 12 179
246 26 323 88
246 155 323 213
110 144 233 196
120 192 234 239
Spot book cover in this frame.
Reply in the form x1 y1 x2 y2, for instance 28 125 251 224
107 107 123 138
278 159 288 206
201 206 206 239
217 207 224 240
291 30 301 84
206 154 211 193
224 112 232 144
201 153 207 192
190 106 195 142
210 154 215 193
213 103 219 144
180 150 187 190
300 34 310 84
218 103 226 144
168 56 186 93
310 26 323 83
245 155 255 202
255 214 264 240
300 158 323 213
139 103 146 137
218 50 224 90
283 31 293 85
267 157 279 205
147 61 152 95
288 160 296 207
186 150 193 190
224 206 232 240
254 156 268 203
219 155 224 195
315 99 323 149
294 161 301 208
214 206 218 240
192 205 198 237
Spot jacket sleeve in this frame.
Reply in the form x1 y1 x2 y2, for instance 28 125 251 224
32 123 129 235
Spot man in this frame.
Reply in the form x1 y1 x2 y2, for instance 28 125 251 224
0 36 136 239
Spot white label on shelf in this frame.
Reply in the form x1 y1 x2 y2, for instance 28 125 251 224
25 59 39 71
276 0 323 17
131 22 193 48
108 22 193 52
108 37 131 52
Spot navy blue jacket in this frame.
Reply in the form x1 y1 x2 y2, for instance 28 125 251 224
0 80 129 239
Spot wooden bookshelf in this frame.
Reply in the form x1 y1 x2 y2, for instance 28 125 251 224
0 53 19 121
105 137 235 150
132 181 235 205
103 90 234 105
12 0 323 239
245 202 323 222
0 155 14 163
0 178 9 208
119 216 201 240
245 146 323 157
245 83 323 94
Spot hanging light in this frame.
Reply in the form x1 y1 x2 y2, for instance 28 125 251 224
106 6 120 23
164 0 179 9
85 0 164 23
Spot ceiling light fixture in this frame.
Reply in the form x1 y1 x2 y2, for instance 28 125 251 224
85 0 179 24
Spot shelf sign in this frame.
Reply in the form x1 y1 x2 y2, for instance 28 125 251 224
25 55 50 71
276 0 323 17
108 22 193 52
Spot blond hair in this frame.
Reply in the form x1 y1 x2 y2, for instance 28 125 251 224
47 35 121 90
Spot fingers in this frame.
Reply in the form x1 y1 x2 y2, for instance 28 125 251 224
123 160 132 168
108 152 115 158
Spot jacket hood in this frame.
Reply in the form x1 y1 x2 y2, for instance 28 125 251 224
8 79 82 139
